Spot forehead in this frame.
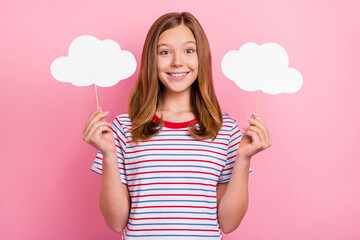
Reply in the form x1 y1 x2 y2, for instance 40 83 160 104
158 24 196 46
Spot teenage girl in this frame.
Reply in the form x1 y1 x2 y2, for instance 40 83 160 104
82 12 271 240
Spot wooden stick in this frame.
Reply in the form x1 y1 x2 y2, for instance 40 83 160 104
255 89 259 115
94 84 100 109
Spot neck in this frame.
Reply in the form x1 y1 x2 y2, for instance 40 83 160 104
158 88 192 113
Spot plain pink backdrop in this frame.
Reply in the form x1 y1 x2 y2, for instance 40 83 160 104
1 0 359 239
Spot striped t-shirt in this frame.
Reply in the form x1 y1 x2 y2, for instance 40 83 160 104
91 113 252 239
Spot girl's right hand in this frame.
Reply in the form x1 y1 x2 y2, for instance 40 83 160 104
82 108 117 155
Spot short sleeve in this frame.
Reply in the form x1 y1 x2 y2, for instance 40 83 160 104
90 116 127 184
218 120 253 183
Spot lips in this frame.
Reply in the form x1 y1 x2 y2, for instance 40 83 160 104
166 72 189 80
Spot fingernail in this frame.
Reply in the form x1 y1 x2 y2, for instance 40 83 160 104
252 112 257 117
247 117 253 122
103 111 109 115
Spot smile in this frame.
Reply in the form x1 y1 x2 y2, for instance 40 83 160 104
167 72 189 80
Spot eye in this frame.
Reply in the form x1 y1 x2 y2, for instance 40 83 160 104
159 50 170 55
186 48 195 54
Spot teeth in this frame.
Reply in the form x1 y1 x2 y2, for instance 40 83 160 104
170 73 187 77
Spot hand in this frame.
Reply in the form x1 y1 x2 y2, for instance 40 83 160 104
82 108 117 155
237 113 272 160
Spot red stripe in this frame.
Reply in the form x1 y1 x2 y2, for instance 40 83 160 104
128 138 227 146
114 118 127 146
131 194 216 198
229 140 241 150
223 166 234 171
159 129 188 132
126 171 219 177
128 182 217 187
227 155 236 160
127 227 218 232
126 148 226 157
132 205 216 209
217 133 231 136
125 159 224 167
230 129 240 138
129 217 217 220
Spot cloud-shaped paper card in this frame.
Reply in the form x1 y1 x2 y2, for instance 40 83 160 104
50 35 137 87
221 42 302 95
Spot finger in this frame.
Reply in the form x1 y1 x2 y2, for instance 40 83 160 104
248 117 271 144
85 108 102 127
247 124 272 149
88 124 113 147
84 120 112 143
244 129 262 147
246 126 264 146
83 111 110 138
83 109 102 138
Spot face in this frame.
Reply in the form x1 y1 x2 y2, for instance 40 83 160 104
156 24 198 94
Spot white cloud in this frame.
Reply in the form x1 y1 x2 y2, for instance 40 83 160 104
221 42 303 95
50 35 137 87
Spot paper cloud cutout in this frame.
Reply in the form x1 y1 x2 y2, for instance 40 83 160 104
221 42 303 95
50 35 136 87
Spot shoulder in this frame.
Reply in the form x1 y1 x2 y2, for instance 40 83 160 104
222 112 237 127
114 113 132 124
112 113 132 131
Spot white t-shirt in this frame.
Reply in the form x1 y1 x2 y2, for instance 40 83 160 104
91 113 252 239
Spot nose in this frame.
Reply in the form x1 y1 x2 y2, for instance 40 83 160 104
171 51 183 67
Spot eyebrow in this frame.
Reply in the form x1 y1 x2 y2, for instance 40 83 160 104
157 41 196 48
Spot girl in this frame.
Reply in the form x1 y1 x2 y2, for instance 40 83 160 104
82 12 271 239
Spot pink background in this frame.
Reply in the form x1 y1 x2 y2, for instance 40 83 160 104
1 0 359 239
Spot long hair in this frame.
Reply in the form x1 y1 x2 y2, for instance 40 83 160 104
128 12 223 144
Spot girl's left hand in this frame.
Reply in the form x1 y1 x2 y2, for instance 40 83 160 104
237 113 272 160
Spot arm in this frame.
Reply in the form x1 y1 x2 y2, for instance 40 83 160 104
99 151 131 233
217 113 271 234
217 156 250 234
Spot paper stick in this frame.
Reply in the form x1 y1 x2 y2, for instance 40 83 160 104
94 84 100 109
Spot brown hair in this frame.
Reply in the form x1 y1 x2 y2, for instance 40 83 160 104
128 12 223 144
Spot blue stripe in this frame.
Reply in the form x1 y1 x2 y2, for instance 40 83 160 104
93 159 124 166
220 173 231 177
129 188 216 193
228 148 238 155
225 160 235 167
126 176 217 183
125 153 226 163
113 137 126 153
120 119 131 123
126 165 221 172
229 134 242 144
218 129 231 133
126 143 227 152
112 122 126 140
125 234 221 238
90 168 101 175
97 150 125 161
